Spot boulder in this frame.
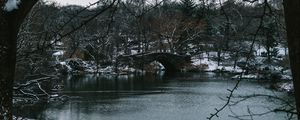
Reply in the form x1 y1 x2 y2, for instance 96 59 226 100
65 58 87 72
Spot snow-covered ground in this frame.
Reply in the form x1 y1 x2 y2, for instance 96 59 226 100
49 38 292 82
56 58 148 75
190 48 293 81
191 52 243 73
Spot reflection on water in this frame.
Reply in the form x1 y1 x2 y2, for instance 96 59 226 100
64 73 166 92
15 72 295 120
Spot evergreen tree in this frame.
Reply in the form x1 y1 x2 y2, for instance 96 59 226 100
179 0 196 18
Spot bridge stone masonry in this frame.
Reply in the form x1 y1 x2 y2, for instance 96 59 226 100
117 52 192 73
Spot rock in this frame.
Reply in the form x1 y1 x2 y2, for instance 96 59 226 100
278 82 294 93
271 82 294 93
65 58 86 71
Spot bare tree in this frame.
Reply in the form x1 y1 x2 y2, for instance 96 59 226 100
0 0 118 119
283 0 300 118
0 1 38 119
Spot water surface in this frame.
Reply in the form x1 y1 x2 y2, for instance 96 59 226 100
15 72 295 120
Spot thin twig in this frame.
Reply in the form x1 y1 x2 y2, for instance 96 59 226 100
207 0 269 119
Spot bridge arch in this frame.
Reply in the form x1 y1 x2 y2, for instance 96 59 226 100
117 52 191 73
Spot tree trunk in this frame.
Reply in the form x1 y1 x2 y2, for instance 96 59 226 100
283 0 300 118
0 12 17 120
0 1 37 119
217 50 221 66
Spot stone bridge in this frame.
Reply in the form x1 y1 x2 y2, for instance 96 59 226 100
117 52 191 73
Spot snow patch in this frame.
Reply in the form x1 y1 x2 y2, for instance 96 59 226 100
276 82 294 92
276 47 287 56
52 50 64 56
192 57 242 72
3 0 21 12
131 50 138 55
232 74 257 79
50 40 63 46
281 75 293 80
256 47 267 56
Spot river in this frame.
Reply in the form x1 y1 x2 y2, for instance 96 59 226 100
14 72 295 120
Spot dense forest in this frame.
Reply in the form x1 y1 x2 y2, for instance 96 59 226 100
16 0 288 78
1 0 300 119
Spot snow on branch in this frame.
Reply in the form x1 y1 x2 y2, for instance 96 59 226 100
3 0 21 12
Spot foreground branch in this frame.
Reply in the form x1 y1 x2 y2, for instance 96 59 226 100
13 75 58 100
207 0 269 119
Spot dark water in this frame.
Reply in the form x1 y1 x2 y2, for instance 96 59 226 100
15 72 295 120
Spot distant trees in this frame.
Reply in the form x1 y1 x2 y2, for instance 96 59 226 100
179 0 196 18
10 0 289 76
261 19 279 63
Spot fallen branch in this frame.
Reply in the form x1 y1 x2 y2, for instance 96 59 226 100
18 89 39 100
13 76 52 90
13 75 58 101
